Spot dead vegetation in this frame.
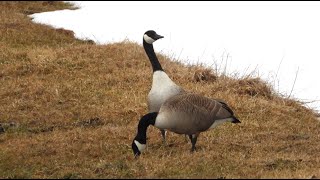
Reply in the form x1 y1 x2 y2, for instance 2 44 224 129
0 1 319 179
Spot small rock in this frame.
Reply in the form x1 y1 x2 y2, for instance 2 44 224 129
9 122 16 127
311 175 317 179
0 124 5 134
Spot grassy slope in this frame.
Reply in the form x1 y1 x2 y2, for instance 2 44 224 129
0 1 319 179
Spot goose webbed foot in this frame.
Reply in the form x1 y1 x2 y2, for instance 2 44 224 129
160 129 167 145
190 146 197 152
188 134 199 153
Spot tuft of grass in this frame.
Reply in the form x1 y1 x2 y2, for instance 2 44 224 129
0 1 319 179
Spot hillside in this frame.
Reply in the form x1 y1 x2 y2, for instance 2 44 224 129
0 1 319 178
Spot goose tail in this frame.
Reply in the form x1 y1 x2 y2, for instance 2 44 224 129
231 116 241 123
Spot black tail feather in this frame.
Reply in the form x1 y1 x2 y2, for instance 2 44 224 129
232 116 241 123
215 99 240 123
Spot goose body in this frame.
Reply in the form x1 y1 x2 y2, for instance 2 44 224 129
155 93 237 134
143 30 185 140
132 93 240 157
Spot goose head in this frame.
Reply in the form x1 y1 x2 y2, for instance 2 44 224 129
143 30 164 44
132 140 146 158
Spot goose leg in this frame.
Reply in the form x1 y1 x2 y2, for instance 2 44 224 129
184 134 189 143
160 129 167 144
188 134 199 152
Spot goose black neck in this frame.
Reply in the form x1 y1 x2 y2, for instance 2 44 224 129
134 112 158 144
143 40 163 72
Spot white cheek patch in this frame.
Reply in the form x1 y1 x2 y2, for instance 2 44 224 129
144 34 156 44
134 140 146 152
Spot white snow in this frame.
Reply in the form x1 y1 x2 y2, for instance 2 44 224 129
29 1 320 112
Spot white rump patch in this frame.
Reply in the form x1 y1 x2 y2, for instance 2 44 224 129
134 140 146 152
144 34 156 44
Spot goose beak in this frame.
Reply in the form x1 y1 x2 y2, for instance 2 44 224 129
155 34 164 40
134 153 140 159
132 140 141 158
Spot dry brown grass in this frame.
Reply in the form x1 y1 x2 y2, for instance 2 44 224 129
0 2 320 178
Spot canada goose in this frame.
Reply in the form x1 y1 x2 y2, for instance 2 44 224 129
132 93 241 157
143 30 185 142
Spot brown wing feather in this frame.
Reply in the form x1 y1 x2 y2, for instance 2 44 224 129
215 99 234 115
165 93 234 119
